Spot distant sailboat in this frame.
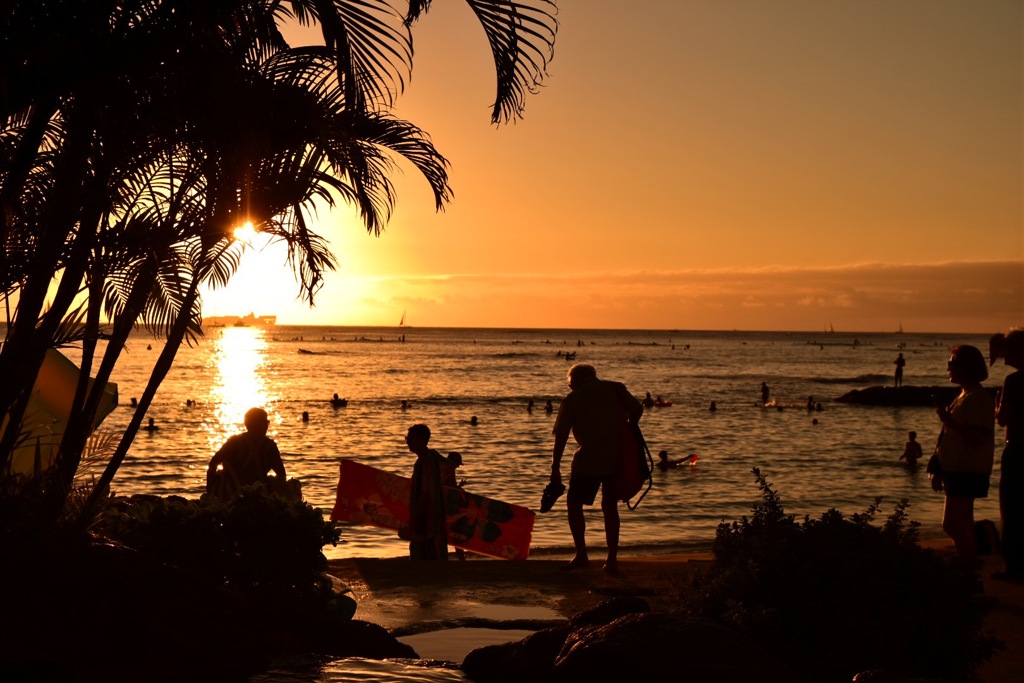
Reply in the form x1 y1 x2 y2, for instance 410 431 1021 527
896 321 904 334
399 310 407 328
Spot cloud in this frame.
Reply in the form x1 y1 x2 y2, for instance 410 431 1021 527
351 260 1023 332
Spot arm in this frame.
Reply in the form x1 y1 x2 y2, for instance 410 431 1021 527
267 440 286 480
551 431 569 485
938 391 995 446
206 442 228 481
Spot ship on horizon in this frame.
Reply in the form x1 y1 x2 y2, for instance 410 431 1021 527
203 312 277 329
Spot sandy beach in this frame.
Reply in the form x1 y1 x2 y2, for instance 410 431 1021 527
328 541 1024 682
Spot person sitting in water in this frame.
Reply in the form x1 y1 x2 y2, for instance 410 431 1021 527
143 417 159 431
330 393 348 407
206 407 298 501
656 450 692 471
899 431 923 466
642 392 655 409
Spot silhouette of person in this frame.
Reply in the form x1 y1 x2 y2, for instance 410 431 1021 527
143 417 159 432
656 450 691 471
995 329 1024 580
330 393 347 407
709 401 717 412
448 451 467 561
469 415 478 426
894 353 906 388
642 392 655 409
806 396 815 411
206 407 291 501
550 363 643 575
899 431 923 466
400 424 456 561
544 399 554 415
761 382 770 405
932 345 995 559
990 333 1006 366
527 398 535 413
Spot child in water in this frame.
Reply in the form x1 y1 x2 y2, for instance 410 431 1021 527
899 431 923 466
656 450 696 471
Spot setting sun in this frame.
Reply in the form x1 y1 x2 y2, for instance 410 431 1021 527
233 221 257 243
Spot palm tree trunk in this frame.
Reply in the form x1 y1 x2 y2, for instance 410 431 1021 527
80 271 202 523
56 260 158 493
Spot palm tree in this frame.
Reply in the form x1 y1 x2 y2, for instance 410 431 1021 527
1 0 558 526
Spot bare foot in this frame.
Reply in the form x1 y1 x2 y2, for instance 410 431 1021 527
602 561 620 576
561 555 590 571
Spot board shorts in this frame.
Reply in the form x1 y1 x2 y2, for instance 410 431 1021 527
568 473 615 506
944 472 990 499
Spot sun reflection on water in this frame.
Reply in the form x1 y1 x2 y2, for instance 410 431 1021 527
208 327 275 448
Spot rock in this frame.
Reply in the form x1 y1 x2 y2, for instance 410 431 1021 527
569 596 650 628
317 619 419 659
835 386 961 407
461 625 572 683
852 670 953 683
553 613 805 683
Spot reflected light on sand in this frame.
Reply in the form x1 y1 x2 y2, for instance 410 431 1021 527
209 327 272 446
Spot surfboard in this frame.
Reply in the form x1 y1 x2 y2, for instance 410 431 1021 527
330 459 535 560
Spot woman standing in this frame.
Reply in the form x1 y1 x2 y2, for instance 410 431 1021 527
995 330 1024 579
932 345 995 558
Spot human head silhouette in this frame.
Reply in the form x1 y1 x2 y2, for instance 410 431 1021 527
244 407 270 436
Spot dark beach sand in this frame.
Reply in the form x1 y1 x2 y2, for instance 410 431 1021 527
328 541 1024 682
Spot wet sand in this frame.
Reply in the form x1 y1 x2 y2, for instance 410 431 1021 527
328 542 1024 681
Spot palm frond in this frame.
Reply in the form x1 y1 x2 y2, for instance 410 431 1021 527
290 0 412 112
462 0 558 123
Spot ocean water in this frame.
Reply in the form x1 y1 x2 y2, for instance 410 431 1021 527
75 326 1009 561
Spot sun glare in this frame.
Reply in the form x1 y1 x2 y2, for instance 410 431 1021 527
206 327 276 450
233 221 257 243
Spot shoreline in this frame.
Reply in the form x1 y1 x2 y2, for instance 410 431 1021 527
328 539 1024 682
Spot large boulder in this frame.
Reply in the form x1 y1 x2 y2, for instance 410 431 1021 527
569 596 650 628
316 619 419 659
461 599 804 683
836 386 960 407
553 613 805 683
462 597 649 683
461 625 573 683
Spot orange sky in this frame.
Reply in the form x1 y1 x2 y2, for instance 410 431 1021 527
202 0 1023 332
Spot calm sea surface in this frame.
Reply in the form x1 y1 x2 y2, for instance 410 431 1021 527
75 326 1009 561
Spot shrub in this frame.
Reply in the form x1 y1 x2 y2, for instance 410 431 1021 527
97 484 342 606
680 468 1000 683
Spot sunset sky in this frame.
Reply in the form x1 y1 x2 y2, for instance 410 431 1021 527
201 0 1023 333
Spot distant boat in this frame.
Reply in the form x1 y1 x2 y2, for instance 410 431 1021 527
896 321 904 334
204 312 277 329
399 310 407 328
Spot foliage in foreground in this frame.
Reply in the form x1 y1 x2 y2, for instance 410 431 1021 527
95 485 345 613
3 486 350 680
680 468 1000 683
